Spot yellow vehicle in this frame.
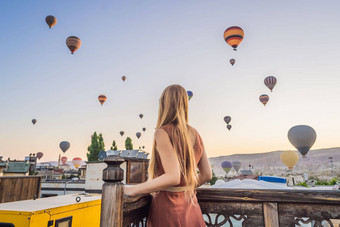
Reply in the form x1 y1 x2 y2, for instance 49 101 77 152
0 194 101 227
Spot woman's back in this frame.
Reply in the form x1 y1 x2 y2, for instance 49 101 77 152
155 124 204 186
147 124 206 227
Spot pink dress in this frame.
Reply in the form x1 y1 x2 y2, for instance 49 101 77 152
147 124 206 227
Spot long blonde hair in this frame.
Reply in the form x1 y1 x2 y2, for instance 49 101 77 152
148 84 198 199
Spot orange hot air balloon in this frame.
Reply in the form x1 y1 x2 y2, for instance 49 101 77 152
72 157 82 169
66 36 81 54
224 26 244 51
259 94 269 106
61 156 68 165
122 76 126 82
45 15 57 29
98 95 107 106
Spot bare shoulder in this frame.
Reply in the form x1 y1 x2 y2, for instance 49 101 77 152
187 125 199 144
187 125 199 136
154 128 170 142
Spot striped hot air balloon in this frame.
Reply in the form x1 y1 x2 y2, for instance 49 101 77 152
223 26 244 51
98 95 107 106
72 157 82 169
259 94 269 106
45 15 57 29
66 36 81 54
264 76 277 92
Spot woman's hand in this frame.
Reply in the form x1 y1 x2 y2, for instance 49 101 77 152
124 186 137 197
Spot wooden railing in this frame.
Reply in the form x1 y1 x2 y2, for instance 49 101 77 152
100 156 340 227
0 175 42 203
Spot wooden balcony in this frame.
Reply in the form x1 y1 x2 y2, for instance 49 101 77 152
100 156 340 227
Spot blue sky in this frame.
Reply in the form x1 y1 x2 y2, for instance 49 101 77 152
1 1 340 161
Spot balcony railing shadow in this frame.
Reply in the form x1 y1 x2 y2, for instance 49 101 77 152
100 156 340 227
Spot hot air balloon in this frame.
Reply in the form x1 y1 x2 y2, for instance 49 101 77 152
120 131 124 136
221 161 232 174
98 95 107 106
227 125 232 131
232 160 241 172
264 76 277 92
45 15 57 29
72 157 82 169
122 76 126 82
59 141 70 153
142 127 146 132
36 152 43 160
224 116 231 124
259 94 269 106
66 36 81 54
142 146 145 149
32 119 37 125
136 132 141 139
280 150 299 171
139 114 143 119
288 125 317 157
187 91 193 100
230 59 236 66
223 26 244 51
61 156 68 165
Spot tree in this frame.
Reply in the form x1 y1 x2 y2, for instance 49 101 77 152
111 140 118 151
98 133 105 151
87 132 106 161
208 170 218 186
125 137 133 150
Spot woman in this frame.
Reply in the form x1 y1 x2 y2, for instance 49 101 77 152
124 84 212 227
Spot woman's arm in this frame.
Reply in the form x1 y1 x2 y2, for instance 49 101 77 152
124 128 181 196
197 145 212 186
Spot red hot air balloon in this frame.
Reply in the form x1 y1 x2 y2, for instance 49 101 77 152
72 157 82 169
224 26 244 51
259 94 269 106
264 76 277 92
98 95 107 106
61 156 68 165
66 36 81 54
36 152 43 160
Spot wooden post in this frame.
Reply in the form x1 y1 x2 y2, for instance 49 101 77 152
100 156 125 227
263 202 279 227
